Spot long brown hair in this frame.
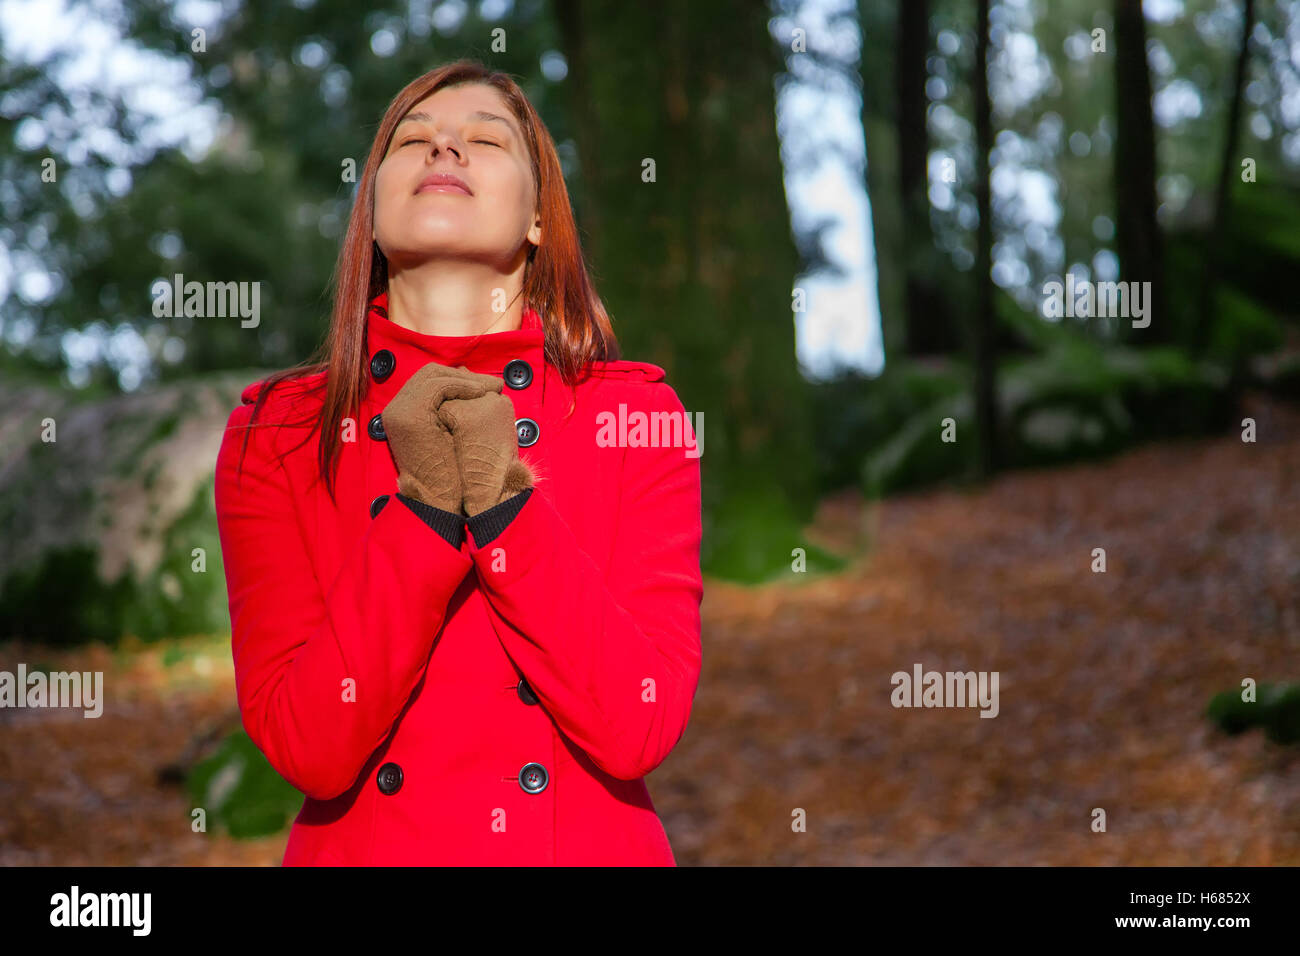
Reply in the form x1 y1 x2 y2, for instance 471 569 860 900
237 59 619 498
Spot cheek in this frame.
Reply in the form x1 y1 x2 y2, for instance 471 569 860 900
372 164 399 226
510 159 534 202
489 163 533 221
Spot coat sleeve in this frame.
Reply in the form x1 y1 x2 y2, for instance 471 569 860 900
214 400 474 801
466 382 704 781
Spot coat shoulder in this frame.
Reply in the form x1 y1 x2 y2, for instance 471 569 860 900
584 359 666 384
219 371 326 477
240 369 329 407
223 370 327 446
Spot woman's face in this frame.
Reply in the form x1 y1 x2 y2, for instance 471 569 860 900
373 83 541 269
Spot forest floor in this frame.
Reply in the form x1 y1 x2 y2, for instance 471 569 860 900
2 390 1298 866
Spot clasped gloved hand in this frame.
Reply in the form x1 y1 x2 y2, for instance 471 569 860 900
381 363 504 514
438 392 536 517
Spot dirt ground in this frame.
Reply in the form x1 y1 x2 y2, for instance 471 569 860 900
2 390 1298 866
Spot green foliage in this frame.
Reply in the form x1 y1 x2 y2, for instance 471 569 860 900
811 360 969 495
808 329 1235 503
1001 338 1227 459
1161 177 1300 360
701 481 847 585
161 643 188 668
1218 178 1300 315
1262 352 1300 401
1205 286 1287 367
0 546 135 646
1264 686 1300 746
860 390 976 498
1207 683 1300 746
187 729 303 839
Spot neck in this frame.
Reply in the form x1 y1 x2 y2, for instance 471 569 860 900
385 258 526 336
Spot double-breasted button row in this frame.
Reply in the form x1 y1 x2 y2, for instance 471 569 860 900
370 413 536 449
379 759 547 795
372 352 531 390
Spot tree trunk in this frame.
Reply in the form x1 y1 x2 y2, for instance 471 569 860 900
1113 0 1167 344
553 0 603 248
1192 0 1256 357
555 0 816 579
972 0 999 477
858 0 906 360
897 0 960 355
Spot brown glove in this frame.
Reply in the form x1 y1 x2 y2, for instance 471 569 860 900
437 392 537 517
380 363 504 513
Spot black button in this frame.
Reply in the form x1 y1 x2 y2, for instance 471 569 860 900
515 417 539 447
518 762 548 794
376 762 403 795
516 678 540 706
370 350 395 382
368 413 386 441
370 494 389 518
503 359 533 390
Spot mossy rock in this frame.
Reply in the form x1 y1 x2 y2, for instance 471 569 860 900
0 369 273 644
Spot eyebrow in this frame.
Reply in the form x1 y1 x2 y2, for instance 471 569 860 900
395 110 516 134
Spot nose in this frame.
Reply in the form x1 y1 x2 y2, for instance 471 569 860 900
429 128 463 160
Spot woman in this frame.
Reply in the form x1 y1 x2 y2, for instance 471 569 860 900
213 60 703 866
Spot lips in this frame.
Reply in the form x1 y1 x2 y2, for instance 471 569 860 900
415 173 472 195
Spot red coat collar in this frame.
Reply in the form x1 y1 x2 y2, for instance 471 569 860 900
364 290 546 406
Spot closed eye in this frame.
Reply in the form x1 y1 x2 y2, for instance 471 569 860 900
397 137 497 149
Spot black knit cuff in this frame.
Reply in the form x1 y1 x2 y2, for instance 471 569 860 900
467 488 534 547
396 493 465 549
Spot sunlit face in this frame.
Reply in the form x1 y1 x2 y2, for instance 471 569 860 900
373 83 541 269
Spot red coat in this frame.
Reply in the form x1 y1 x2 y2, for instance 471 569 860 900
214 292 703 865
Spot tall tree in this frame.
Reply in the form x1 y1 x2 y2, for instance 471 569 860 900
1191 0 1256 357
971 0 999 475
555 0 816 580
857 0 906 358
1113 0 1167 343
896 0 960 355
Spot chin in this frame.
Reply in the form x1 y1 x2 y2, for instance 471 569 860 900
388 238 500 263
396 220 476 246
